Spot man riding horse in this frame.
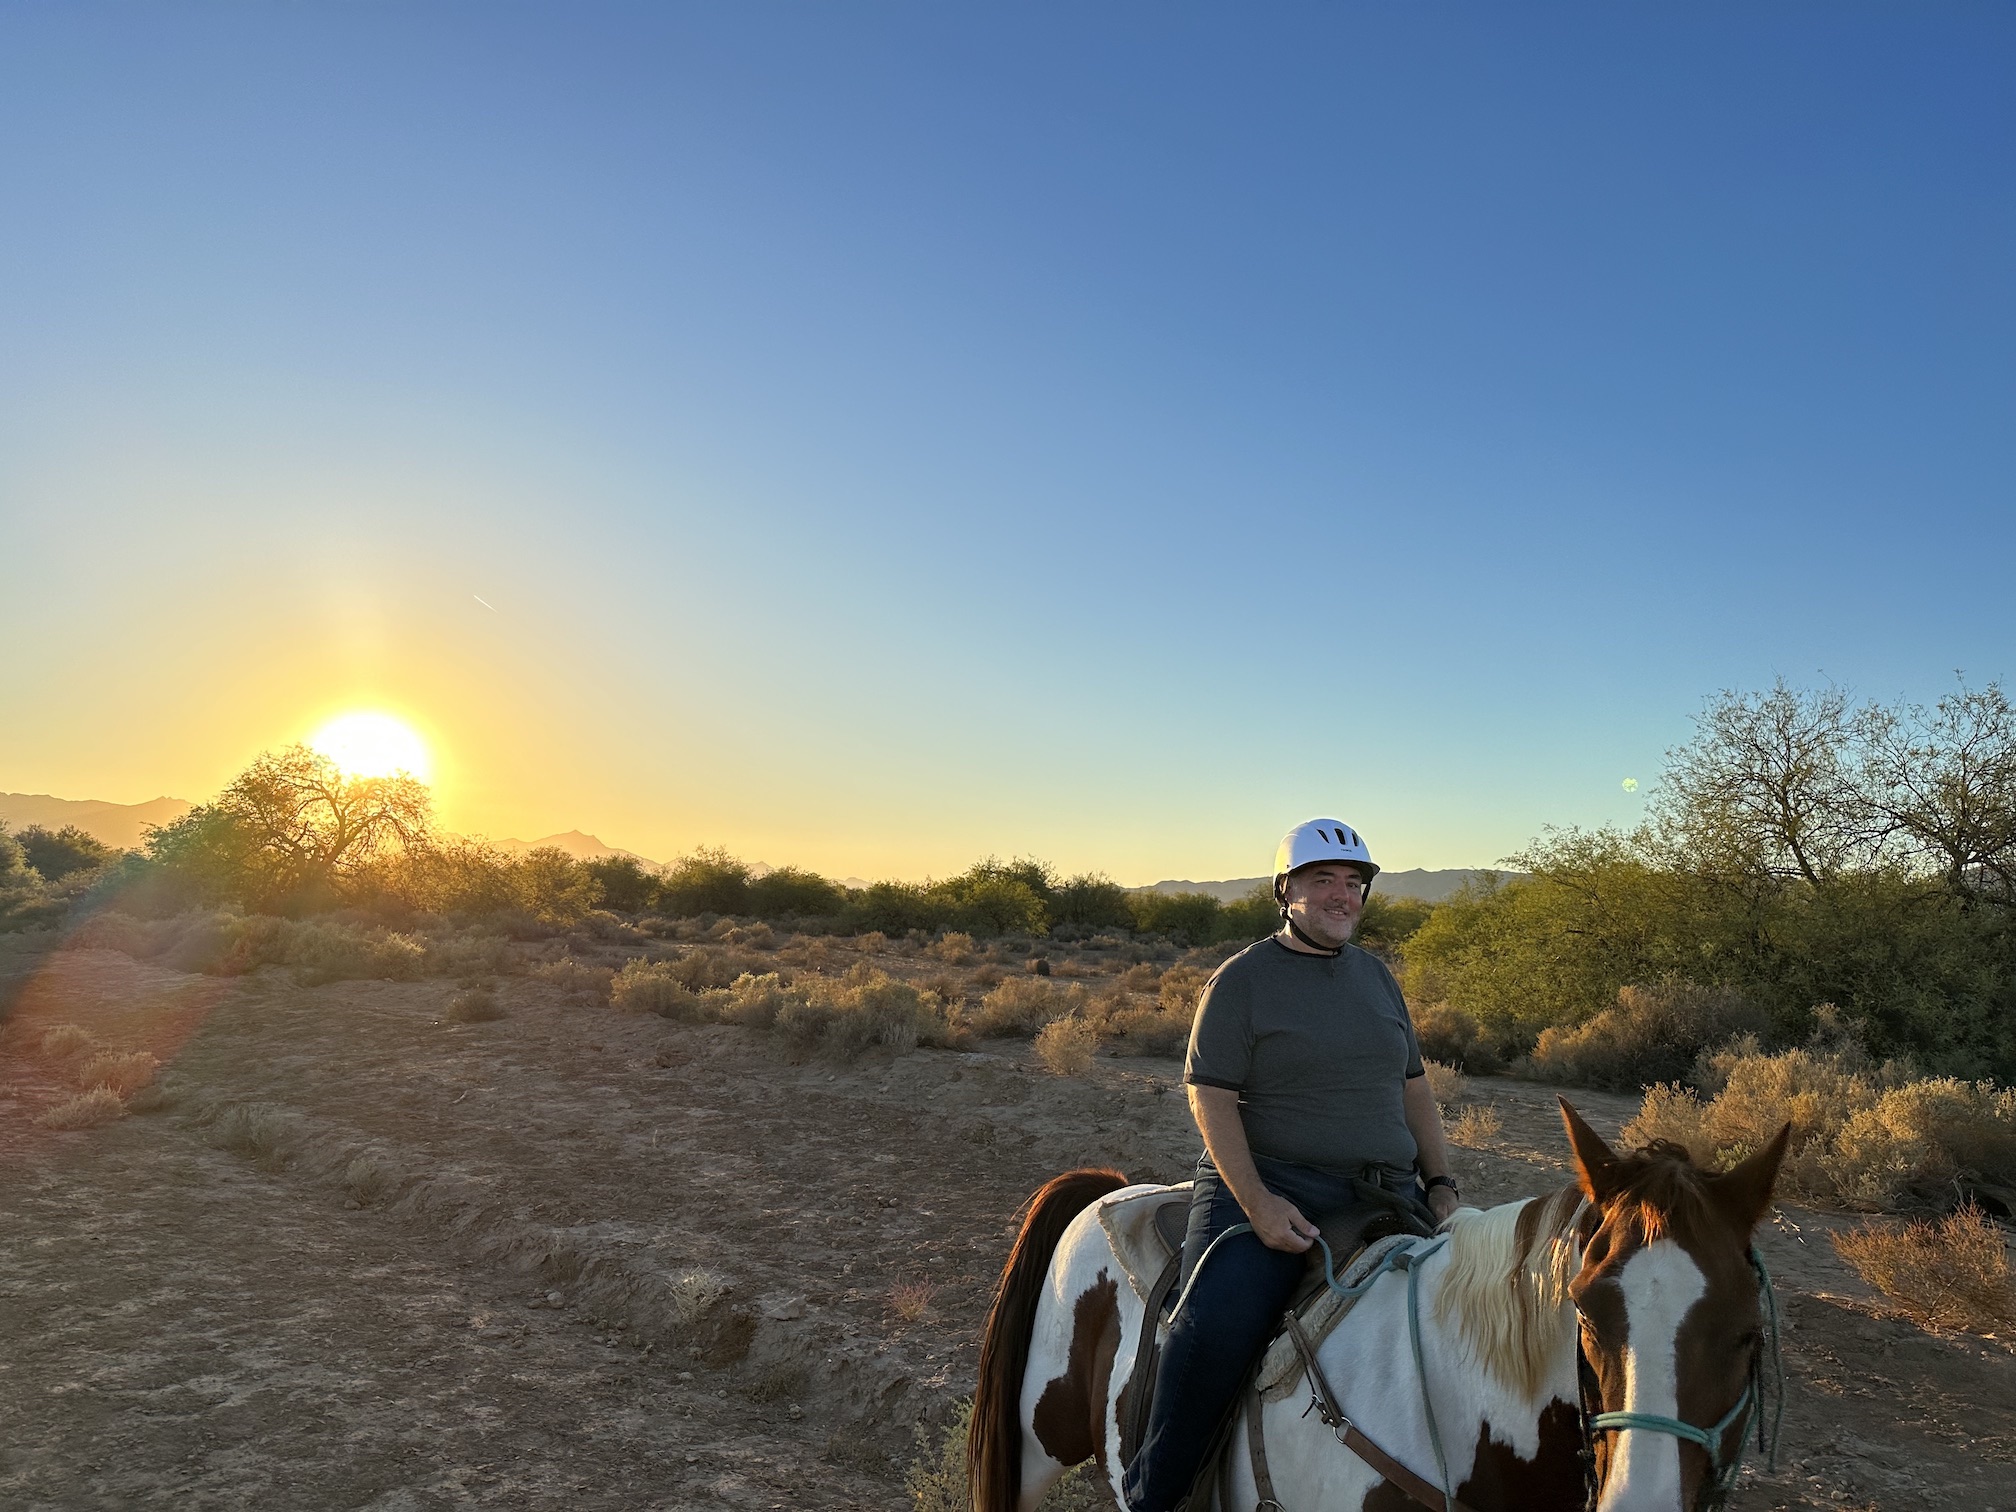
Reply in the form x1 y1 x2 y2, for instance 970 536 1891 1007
1121 817 1460 1512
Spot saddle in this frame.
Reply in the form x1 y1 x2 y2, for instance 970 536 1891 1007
1100 1179 1438 1471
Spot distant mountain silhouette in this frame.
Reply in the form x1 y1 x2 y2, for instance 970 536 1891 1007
0 792 192 850
490 830 661 868
1134 868 1515 905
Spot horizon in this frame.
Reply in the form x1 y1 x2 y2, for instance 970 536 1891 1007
5 6 2011 883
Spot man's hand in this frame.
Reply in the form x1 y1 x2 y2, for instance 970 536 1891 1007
1248 1191 1317 1253
1425 1185 1460 1225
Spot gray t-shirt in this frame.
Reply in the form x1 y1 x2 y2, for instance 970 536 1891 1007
1183 938 1424 1171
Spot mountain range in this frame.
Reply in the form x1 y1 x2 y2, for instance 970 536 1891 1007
1135 868 1511 904
3 792 1500 901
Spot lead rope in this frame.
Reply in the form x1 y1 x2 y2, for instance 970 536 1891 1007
1404 1246 1456 1512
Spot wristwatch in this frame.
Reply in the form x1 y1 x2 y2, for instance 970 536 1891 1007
1424 1174 1460 1198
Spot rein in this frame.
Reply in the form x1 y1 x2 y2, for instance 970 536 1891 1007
1577 1248 1785 1511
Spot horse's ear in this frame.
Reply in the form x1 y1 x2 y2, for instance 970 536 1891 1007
1559 1097 1626 1207
1711 1122 1792 1233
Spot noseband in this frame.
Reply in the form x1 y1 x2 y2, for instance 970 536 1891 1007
1576 1248 1784 1512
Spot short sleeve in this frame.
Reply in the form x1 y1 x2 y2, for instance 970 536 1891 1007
1183 965 1252 1091
1392 970 1425 1078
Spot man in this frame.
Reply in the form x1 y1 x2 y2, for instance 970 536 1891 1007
1121 818 1460 1512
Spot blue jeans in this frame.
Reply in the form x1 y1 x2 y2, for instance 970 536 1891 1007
1120 1153 1426 1512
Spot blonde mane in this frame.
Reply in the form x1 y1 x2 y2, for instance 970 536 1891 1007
1433 1184 1585 1401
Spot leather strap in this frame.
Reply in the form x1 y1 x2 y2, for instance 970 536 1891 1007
1120 1246 1185 1468
1282 1314 1481 1512
1245 1383 1281 1511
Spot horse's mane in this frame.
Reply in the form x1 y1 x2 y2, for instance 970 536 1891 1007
1435 1184 1585 1401
1435 1141 1716 1400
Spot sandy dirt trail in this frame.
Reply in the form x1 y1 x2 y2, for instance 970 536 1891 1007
2 942 2011 1510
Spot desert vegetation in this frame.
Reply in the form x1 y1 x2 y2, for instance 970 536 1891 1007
6 681 2014 1239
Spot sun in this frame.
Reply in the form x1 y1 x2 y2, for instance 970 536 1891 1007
309 712 433 782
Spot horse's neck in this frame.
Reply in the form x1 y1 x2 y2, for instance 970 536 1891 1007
1311 1239 1582 1499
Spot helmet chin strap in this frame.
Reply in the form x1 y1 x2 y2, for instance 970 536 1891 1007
1282 913 1344 956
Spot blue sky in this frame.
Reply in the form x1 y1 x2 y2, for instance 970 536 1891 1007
2 4 2011 882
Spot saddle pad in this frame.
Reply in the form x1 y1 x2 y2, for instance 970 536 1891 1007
1094 1182 1195 1303
1255 1232 1424 1402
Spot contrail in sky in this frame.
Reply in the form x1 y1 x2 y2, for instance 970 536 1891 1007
473 595 497 611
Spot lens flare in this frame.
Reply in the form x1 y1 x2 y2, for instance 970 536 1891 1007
310 712 432 781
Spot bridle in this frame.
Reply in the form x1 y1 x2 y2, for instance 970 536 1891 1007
1574 1248 1784 1512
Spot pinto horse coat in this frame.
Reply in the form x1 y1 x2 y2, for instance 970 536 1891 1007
970 1171 1590 1512
970 1109 1789 1512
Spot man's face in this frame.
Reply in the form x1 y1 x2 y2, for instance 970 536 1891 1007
1283 863 1367 947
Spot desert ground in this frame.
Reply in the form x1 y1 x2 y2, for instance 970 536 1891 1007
2 926 2011 1510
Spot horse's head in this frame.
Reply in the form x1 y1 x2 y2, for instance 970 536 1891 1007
1558 1098 1789 1512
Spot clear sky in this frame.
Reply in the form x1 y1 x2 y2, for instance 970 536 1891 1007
3 4 2011 883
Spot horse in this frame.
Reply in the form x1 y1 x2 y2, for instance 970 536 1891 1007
970 1099 1790 1512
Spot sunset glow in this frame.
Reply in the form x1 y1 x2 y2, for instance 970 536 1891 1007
309 713 432 783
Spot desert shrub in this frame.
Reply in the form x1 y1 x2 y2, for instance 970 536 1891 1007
446 987 505 1022
286 920 428 984
78 1049 159 1097
36 1088 125 1129
972 977 1086 1038
706 972 804 1028
746 866 847 920
530 956 616 1002
775 966 950 1061
1050 873 1135 931
1086 993 1191 1056
583 855 659 913
63 910 170 958
1623 1044 2016 1211
1116 961 1162 994
660 945 767 991
1128 890 1221 947
1157 964 1211 1019
609 960 692 1015
667 1268 730 1325
13 825 116 882
39 1022 98 1059
1423 1060 1468 1106
572 909 644 944
1215 885 1280 943
1410 1002 1502 1073
1035 1017 1099 1076
928 931 977 966
718 921 775 949
1358 893 1434 950
423 928 513 978
1831 1206 2014 1332
655 847 752 917
888 1277 937 1321
1448 1104 1504 1146
1528 981 1769 1092
510 847 603 927
199 1102 306 1169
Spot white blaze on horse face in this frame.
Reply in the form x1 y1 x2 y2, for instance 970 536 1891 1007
1595 1240 1708 1512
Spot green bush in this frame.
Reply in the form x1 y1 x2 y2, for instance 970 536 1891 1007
1050 873 1135 931
746 866 847 919
1127 890 1221 947
12 825 116 883
584 855 659 913
655 847 752 917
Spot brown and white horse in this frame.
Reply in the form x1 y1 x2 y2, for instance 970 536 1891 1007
971 1101 1789 1512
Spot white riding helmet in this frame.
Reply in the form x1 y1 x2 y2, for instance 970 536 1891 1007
1272 818 1379 904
